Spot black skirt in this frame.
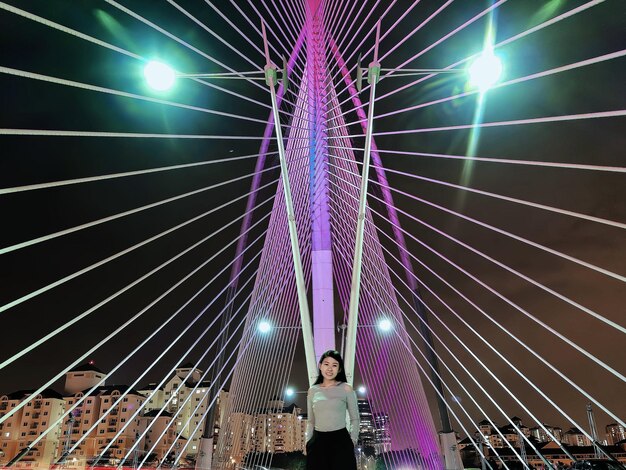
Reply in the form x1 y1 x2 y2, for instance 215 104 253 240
306 427 357 470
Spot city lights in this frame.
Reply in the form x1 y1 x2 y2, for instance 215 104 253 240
143 60 176 91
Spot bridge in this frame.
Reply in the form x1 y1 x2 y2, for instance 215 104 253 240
0 1 624 469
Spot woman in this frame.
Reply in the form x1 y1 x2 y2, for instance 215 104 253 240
306 350 359 470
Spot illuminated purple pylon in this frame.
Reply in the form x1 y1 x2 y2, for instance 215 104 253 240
216 2 443 468
307 0 336 359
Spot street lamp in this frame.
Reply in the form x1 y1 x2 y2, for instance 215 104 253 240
284 387 308 399
377 318 392 332
258 321 272 334
467 50 503 92
143 61 176 91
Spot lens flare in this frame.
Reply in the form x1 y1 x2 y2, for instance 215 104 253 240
467 51 503 92
144 61 176 91
258 320 272 333
378 318 392 332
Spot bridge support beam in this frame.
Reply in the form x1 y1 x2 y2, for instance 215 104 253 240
307 0 335 360
262 22 318 385
344 22 381 385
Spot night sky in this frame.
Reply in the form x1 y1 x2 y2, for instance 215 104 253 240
1 0 624 440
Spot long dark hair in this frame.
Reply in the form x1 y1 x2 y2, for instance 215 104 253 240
313 350 348 385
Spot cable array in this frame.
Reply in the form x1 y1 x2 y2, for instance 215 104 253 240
0 1 623 470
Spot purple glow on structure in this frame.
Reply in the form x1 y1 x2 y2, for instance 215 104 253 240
308 0 336 357
323 37 442 467
220 6 443 467
329 38 417 290
227 29 306 287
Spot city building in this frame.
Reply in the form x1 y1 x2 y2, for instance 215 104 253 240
0 362 224 468
563 427 593 447
357 398 376 452
138 362 213 458
216 397 307 468
73 385 147 465
63 362 106 395
254 401 306 454
373 412 392 454
459 418 626 469
606 423 626 445
474 417 563 450
139 410 176 461
529 424 564 443
0 389 65 468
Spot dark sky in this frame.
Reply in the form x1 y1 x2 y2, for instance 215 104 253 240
1 0 624 440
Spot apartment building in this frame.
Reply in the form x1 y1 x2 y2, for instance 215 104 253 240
139 410 176 461
138 362 214 457
606 423 626 445
0 362 224 468
0 389 66 469
253 402 306 454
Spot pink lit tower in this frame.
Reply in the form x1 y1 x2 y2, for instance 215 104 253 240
210 2 445 469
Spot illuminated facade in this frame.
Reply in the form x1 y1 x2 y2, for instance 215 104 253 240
606 423 626 445
563 427 593 447
138 362 213 457
374 412 392 455
0 389 65 468
357 398 376 451
0 363 224 468
218 399 307 467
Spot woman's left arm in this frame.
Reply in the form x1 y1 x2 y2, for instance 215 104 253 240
344 384 360 444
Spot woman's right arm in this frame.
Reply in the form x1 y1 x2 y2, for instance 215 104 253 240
306 387 314 442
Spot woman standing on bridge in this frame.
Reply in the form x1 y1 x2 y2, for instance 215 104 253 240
306 350 360 470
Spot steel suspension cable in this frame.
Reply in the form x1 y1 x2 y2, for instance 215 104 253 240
327 144 626 173
328 183 577 462
327 165 626 426
327 155 625 282
0 207 271 426
0 188 275 370
0 2 275 111
327 203 523 468
0 151 272 195
78 250 263 464
328 160 626 376
0 158 291 257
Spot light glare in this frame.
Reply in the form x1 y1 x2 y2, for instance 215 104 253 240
378 318 392 332
144 61 176 91
258 321 271 333
467 51 502 92
285 387 295 397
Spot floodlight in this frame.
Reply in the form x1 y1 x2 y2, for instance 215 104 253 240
258 320 272 334
378 318 392 332
285 387 295 397
144 60 176 91
467 50 502 92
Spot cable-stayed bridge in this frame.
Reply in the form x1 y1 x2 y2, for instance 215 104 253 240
0 1 624 470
